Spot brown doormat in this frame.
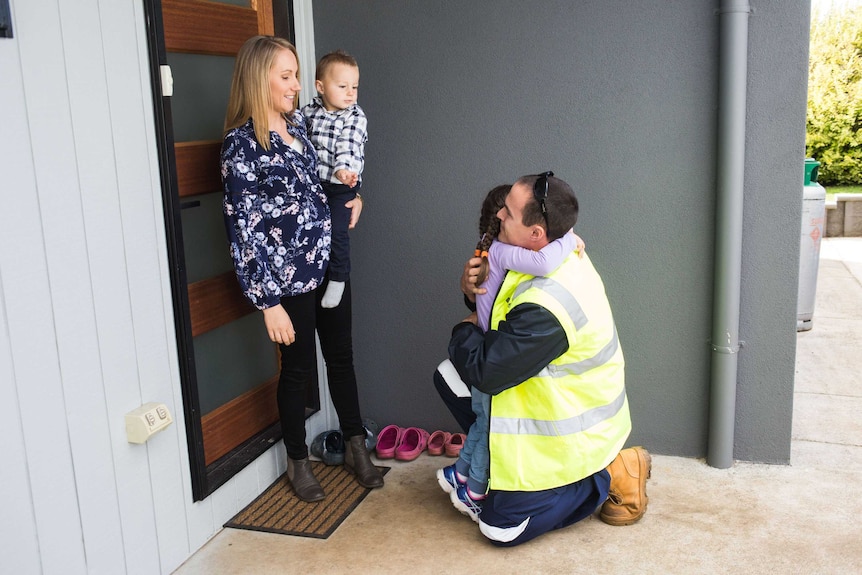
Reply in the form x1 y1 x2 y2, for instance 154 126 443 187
224 461 389 539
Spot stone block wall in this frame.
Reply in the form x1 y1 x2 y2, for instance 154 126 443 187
826 195 862 237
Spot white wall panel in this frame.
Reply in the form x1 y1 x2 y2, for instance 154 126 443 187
0 21 41 573
55 0 131 570
10 0 88 571
101 1 189 572
0 300 42 575
209 478 237 535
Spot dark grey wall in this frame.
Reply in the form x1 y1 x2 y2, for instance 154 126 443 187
310 1 808 462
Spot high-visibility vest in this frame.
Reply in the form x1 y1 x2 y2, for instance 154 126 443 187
488 251 631 491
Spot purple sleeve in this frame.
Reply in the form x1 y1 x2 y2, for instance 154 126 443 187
488 232 578 276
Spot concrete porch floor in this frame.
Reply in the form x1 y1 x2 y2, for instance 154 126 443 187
174 238 862 575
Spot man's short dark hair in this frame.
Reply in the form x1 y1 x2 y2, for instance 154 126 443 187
516 174 579 241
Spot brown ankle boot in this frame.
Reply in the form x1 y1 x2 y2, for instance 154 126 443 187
287 457 325 502
344 434 384 489
600 446 651 526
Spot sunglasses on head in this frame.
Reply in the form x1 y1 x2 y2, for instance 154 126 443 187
533 171 554 226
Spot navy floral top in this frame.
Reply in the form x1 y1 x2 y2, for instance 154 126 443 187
221 112 331 310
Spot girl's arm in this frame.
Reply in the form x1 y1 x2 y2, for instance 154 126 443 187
489 230 580 276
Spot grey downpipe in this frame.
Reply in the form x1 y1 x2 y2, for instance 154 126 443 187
708 0 751 469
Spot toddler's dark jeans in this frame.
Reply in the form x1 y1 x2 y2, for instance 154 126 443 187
323 182 359 282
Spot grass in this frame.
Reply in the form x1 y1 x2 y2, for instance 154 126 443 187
824 184 862 202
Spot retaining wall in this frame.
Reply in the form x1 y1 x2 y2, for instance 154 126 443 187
826 195 862 237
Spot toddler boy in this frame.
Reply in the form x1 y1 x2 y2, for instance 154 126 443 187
302 50 367 308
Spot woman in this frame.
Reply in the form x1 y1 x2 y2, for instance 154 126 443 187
221 35 382 502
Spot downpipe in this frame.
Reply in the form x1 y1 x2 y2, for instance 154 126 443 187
708 0 751 469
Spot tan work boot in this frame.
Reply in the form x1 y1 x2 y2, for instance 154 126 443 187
600 446 651 526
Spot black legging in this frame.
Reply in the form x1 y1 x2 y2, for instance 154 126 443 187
276 277 363 460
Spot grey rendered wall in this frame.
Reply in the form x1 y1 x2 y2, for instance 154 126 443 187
311 1 808 462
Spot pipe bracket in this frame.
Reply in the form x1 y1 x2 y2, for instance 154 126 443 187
710 340 745 354
715 6 754 16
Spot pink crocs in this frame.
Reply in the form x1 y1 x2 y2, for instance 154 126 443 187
427 430 451 456
375 424 403 459
395 427 429 461
444 433 466 457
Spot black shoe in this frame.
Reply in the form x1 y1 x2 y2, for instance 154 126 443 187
311 430 346 465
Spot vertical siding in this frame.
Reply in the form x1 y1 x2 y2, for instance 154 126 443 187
2 0 300 572
0 49 42 560
4 0 90 572
0 34 43 564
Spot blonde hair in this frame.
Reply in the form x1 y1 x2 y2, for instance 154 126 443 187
315 49 359 81
224 35 300 151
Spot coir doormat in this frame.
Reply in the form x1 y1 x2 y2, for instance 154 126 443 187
224 461 389 539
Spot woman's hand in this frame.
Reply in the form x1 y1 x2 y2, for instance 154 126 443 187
460 256 486 301
346 194 363 229
262 305 295 345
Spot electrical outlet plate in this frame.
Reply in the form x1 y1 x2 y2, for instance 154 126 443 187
125 402 173 444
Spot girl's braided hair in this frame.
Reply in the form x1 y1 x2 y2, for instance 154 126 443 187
475 185 511 286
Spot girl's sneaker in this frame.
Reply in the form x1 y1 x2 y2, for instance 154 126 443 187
436 464 466 495
450 485 483 523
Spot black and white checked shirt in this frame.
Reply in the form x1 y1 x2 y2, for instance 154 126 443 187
302 97 368 185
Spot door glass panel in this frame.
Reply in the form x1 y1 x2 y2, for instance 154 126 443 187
180 192 232 283
167 53 235 142
168 50 279 419
195 314 277 413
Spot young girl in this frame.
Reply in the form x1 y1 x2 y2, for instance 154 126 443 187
437 184 582 522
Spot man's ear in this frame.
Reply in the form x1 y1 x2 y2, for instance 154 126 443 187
530 225 547 242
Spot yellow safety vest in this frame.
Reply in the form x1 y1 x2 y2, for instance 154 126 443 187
488 251 631 491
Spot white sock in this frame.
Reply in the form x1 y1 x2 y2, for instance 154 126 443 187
321 281 345 308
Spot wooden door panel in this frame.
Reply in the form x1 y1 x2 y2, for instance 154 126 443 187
176 141 222 198
201 376 279 465
187 270 256 337
163 0 273 56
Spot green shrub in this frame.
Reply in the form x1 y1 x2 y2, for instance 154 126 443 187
806 6 862 186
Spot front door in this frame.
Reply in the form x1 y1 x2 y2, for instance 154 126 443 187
145 0 318 500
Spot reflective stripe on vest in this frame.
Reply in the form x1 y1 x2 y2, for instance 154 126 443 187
489 385 627 437
512 276 588 330
538 325 620 377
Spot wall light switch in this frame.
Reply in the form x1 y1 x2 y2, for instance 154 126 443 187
125 402 173 444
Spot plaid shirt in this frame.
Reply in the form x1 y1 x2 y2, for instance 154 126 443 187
302 97 368 185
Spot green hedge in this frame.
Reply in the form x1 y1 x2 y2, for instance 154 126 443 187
806 6 862 186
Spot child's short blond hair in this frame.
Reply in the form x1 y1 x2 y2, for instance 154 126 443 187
315 49 359 81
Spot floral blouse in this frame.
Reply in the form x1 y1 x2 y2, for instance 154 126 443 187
221 113 331 310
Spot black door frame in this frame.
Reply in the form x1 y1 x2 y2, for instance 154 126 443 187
142 0 296 501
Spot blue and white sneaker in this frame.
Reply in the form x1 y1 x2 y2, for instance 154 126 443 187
436 464 466 495
450 485 483 523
